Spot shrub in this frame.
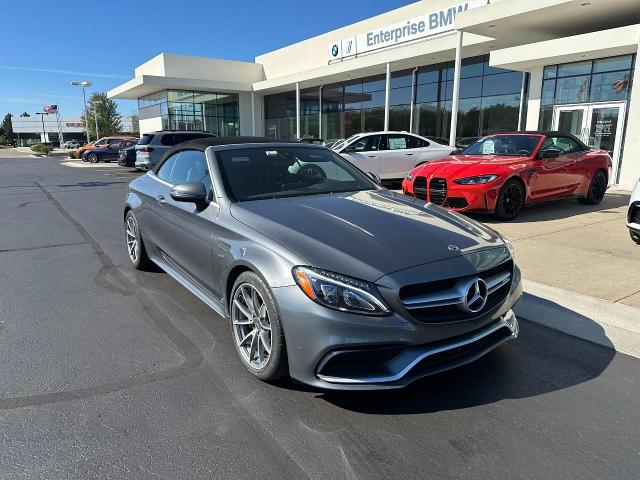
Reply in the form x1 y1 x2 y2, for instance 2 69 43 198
31 144 54 155
67 150 78 159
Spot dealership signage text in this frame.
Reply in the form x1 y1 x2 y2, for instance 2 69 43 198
328 0 486 61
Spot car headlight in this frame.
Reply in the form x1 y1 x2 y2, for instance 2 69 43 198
502 236 515 259
405 172 414 181
292 266 390 316
454 175 499 185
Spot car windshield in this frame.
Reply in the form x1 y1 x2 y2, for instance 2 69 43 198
216 146 377 202
332 135 359 151
460 135 541 157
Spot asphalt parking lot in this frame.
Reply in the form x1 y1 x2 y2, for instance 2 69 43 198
1 154 639 479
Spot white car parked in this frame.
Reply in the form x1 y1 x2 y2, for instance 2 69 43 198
332 131 455 181
628 178 640 244
62 140 80 149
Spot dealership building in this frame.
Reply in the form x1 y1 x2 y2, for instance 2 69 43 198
109 0 640 187
11 115 136 146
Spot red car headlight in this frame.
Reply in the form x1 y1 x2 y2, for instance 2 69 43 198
454 175 499 185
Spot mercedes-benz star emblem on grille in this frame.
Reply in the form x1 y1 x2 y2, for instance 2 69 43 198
448 244 459 251
463 278 488 313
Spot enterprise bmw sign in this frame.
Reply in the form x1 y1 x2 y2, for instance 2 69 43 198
328 0 487 61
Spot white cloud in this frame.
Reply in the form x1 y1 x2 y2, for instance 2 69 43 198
0 65 128 79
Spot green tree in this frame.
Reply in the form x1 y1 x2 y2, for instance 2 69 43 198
81 92 122 140
19 112 30 117
1 113 14 145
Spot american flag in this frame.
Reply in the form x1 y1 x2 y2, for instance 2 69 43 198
43 105 58 114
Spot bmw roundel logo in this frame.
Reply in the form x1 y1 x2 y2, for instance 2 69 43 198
331 44 339 57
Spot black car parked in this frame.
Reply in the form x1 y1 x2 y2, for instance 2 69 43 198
118 145 137 167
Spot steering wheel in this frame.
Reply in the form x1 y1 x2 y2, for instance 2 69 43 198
517 149 530 155
297 164 326 182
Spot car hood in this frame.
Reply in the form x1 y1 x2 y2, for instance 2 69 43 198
229 190 505 282
417 154 529 177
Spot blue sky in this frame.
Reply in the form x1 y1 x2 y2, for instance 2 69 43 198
0 0 414 118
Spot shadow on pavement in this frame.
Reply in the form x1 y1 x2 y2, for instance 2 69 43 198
468 192 630 224
317 298 615 415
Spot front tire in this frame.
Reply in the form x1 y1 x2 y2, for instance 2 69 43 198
87 152 99 163
124 210 153 270
494 179 525 220
579 170 607 205
230 272 288 382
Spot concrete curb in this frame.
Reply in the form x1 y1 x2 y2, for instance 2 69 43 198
514 280 640 358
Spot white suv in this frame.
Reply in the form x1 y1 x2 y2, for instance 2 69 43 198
332 131 454 181
628 178 640 244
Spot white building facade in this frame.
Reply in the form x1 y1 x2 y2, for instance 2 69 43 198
109 0 640 188
11 115 136 145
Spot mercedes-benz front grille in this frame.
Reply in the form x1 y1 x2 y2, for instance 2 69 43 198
429 178 447 205
399 260 513 323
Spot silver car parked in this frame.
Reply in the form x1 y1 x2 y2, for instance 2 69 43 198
333 131 455 181
124 137 522 390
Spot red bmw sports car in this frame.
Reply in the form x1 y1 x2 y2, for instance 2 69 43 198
402 132 612 220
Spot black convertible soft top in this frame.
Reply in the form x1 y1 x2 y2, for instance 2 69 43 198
153 137 300 173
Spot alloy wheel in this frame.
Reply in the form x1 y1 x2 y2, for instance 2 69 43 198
591 173 606 202
231 283 272 370
125 215 139 263
502 183 523 217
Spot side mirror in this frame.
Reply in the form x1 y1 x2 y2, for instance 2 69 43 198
366 171 381 184
170 182 208 204
539 148 562 159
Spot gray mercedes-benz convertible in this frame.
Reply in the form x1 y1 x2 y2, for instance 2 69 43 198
124 137 522 390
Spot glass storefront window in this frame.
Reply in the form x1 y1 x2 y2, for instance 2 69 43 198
265 54 525 141
592 55 633 73
539 54 635 107
139 89 240 136
557 61 591 77
482 72 523 96
538 106 554 131
389 86 412 105
555 75 590 104
590 71 631 102
541 80 556 105
481 94 520 136
543 66 557 79
416 82 439 103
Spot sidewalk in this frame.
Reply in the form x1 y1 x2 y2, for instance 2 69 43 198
476 190 640 357
478 190 638 306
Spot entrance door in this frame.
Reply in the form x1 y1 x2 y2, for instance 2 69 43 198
553 103 626 182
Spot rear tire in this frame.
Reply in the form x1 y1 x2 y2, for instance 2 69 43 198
124 210 153 271
579 170 607 205
494 179 525 221
230 272 288 382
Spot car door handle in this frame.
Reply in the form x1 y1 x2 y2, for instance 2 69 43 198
405 153 414 156
367 154 377 158
156 194 166 204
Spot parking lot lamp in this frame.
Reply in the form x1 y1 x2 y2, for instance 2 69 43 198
34 112 49 143
70 81 93 144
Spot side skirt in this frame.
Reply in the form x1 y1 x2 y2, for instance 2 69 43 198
150 252 228 320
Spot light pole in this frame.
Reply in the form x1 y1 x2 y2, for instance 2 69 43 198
34 112 49 144
70 80 92 144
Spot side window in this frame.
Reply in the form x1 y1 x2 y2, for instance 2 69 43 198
565 137 583 153
350 135 381 152
160 134 175 146
158 150 212 194
406 135 428 149
385 135 408 150
156 152 181 183
109 140 124 149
